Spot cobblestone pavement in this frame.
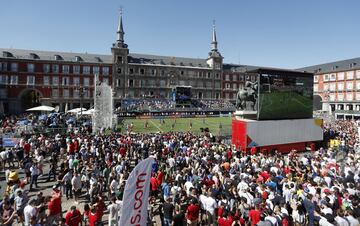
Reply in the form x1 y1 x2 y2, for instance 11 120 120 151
0 160 162 226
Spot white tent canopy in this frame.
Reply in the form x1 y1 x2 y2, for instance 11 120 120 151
80 108 94 115
26 105 55 112
67 107 87 113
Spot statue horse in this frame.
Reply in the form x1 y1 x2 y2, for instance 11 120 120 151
236 81 258 111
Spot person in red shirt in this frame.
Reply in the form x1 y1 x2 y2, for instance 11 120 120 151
248 205 261 226
88 208 101 226
23 143 31 156
119 147 126 157
47 195 62 226
65 206 82 226
150 174 159 197
186 199 200 226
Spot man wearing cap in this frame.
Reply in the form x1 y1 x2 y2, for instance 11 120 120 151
65 206 82 226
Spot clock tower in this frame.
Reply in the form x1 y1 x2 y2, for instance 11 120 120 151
206 21 223 69
111 10 129 104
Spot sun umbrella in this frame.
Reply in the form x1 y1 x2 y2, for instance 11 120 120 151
68 108 87 114
26 105 55 112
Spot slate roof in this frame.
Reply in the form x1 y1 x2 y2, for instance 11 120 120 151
297 57 360 74
0 48 211 68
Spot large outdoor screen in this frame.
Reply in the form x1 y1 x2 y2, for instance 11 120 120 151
257 70 313 120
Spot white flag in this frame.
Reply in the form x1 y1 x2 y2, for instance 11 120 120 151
119 157 155 226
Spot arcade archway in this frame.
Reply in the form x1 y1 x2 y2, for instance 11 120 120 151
313 94 322 111
19 89 42 112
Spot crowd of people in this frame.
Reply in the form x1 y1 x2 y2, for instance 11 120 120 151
117 98 236 112
0 117 359 226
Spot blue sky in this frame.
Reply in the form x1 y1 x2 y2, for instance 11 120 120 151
1 0 359 68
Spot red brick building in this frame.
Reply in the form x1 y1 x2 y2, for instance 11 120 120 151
0 50 112 113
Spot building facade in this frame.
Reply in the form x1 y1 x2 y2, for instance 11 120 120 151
0 50 112 113
300 58 360 119
0 13 223 114
110 14 223 107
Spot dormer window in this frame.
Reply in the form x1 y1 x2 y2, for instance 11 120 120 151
95 57 102 62
54 55 63 61
2 51 14 58
75 56 83 62
29 53 40 59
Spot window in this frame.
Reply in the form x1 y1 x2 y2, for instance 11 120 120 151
346 82 353 90
116 79 120 87
63 89 69 98
232 83 237 90
232 75 237 81
329 83 336 91
102 67 109 75
117 56 123 63
0 75 8 84
225 74 230 81
73 77 80 86
323 83 329 91
52 76 59 86
10 75 18 85
11 63 18 72
323 74 329 81
330 74 336 81
43 76 50 85
27 76 35 85
356 70 360 79
0 89 6 98
346 71 354 80
151 69 156 75
161 70 165 76
337 82 344 91
159 80 166 87
103 78 109 85
337 93 344 101
215 93 220 99
140 68 145 75
83 77 90 86
215 73 220 79
329 94 335 101
52 89 59 98
27 63 35 72
62 77 69 86
73 89 79 98
73 65 80 74
225 83 230 89
93 66 100 74
346 93 353 101
129 68 134 74
337 72 344 80
314 75 319 82
356 82 360 90
0 62 4 71
52 64 59 73
314 84 318 92
215 82 221 89
117 67 122 73
43 64 50 73
62 65 69 74
357 92 360 100
239 75 244 82
128 79 134 87
83 66 90 74
207 72 211 79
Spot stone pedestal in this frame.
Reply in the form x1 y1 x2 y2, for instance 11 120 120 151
234 110 257 120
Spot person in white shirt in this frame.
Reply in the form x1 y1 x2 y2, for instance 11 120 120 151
29 161 39 190
345 211 359 226
23 199 37 226
199 192 217 225
107 196 120 226
71 172 82 204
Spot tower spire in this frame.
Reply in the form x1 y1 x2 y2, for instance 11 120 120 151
115 7 126 48
211 20 218 51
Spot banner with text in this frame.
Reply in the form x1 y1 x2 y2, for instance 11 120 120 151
119 157 155 226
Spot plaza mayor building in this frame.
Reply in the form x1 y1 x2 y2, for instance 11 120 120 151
300 58 360 120
0 13 223 114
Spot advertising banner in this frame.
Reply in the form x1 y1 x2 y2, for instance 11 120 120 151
119 157 155 226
